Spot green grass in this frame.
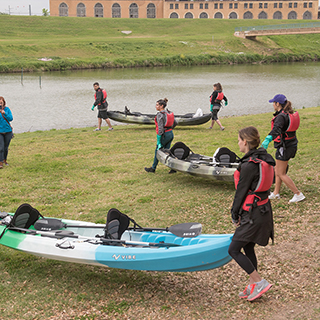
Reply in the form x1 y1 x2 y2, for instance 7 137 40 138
1 16 320 71
0 107 320 319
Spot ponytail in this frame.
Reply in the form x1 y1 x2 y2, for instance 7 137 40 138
282 100 294 114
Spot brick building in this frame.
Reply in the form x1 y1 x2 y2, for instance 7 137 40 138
49 0 318 20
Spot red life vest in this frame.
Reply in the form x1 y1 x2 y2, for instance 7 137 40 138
234 158 274 212
271 111 300 143
210 92 224 104
94 88 107 106
155 111 175 134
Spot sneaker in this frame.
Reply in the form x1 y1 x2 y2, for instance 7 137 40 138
289 192 305 203
4 160 8 166
108 128 114 131
0 162 3 169
144 167 155 173
269 192 280 200
168 169 176 174
247 279 272 302
94 128 101 131
239 285 251 299
207 127 213 130
220 127 225 131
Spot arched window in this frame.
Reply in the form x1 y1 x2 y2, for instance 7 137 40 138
77 3 86 17
170 12 179 18
147 3 156 18
243 11 253 19
273 11 282 19
129 3 138 18
94 3 103 17
199 12 208 19
214 12 223 19
184 12 193 19
303 11 312 19
59 3 68 16
258 11 267 19
112 3 121 18
229 12 237 19
288 11 297 19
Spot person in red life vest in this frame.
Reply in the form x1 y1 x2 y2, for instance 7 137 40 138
144 98 177 173
91 82 113 131
261 94 305 203
0 96 13 169
208 82 228 131
229 126 275 302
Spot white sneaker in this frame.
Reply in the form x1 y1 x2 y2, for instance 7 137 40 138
289 193 305 203
269 192 280 200
108 128 114 131
94 128 101 131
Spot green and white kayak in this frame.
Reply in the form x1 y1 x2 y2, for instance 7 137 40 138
0 205 232 272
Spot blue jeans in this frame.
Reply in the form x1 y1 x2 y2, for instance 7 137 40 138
0 132 13 162
152 130 174 170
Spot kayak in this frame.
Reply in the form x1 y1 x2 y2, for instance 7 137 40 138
107 107 211 126
157 142 240 182
0 205 232 272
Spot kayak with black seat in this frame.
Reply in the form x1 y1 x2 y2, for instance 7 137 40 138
107 107 211 126
157 142 240 182
0 204 232 272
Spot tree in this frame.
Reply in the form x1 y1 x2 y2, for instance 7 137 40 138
42 8 50 16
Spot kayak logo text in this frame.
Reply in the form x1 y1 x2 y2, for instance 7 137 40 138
113 254 136 260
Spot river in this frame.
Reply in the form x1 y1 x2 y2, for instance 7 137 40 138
1 61 319 133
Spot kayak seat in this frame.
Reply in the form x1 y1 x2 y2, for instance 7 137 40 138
10 203 44 229
170 142 192 160
213 147 240 167
104 208 130 240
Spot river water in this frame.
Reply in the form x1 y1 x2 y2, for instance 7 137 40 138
1 62 319 133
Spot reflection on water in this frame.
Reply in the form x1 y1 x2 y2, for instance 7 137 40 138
1 62 319 133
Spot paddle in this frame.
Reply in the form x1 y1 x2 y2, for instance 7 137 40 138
7 226 180 248
34 219 202 238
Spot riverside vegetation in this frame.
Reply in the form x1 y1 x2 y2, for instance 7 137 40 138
0 16 320 72
0 107 319 319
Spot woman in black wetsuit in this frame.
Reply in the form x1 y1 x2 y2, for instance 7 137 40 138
229 126 275 302
261 94 305 203
208 82 228 131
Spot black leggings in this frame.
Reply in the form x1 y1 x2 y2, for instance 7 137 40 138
228 240 257 275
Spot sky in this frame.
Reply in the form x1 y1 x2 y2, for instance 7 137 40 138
0 0 49 15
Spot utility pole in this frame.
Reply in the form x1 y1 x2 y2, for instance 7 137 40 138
8 5 11 15
29 5 31 15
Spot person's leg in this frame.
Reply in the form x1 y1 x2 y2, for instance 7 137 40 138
274 159 299 195
151 145 159 170
105 118 113 129
97 117 102 130
243 242 257 272
3 132 13 163
162 131 173 150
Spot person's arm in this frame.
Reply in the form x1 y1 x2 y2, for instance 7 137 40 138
262 114 286 149
223 95 228 106
156 113 165 136
93 90 102 106
3 107 13 122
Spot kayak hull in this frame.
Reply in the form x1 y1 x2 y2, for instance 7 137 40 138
107 111 211 126
0 216 232 272
157 149 238 182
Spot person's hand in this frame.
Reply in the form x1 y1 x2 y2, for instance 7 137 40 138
91 105 95 111
232 217 240 227
157 143 163 151
224 101 228 106
261 135 273 149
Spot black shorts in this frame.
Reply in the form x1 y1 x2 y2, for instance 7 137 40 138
98 110 109 119
211 109 219 120
275 146 297 161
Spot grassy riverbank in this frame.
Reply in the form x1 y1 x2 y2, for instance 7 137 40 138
1 108 320 319
1 16 320 72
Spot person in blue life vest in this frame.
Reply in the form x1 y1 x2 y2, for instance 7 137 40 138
91 82 113 131
229 126 275 302
208 82 228 131
261 94 305 203
145 98 177 173
0 96 13 169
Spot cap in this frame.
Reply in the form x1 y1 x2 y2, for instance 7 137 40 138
269 94 287 104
